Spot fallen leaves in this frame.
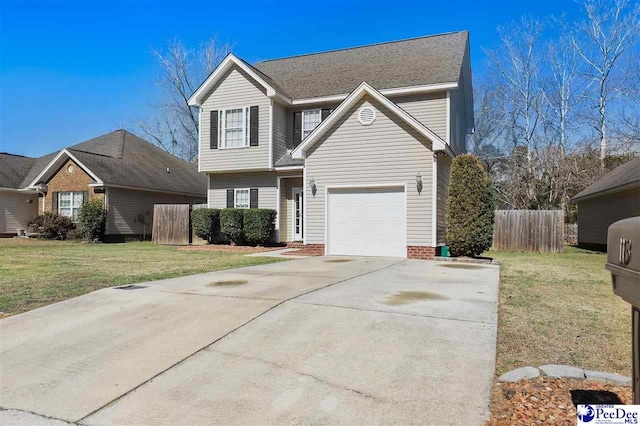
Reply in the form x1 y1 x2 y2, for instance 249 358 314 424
486 376 632 425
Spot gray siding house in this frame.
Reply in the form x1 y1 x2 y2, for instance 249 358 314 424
189 31 474 258
0 130 207 239
572 157 640 251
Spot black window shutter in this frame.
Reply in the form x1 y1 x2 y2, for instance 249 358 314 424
293 111 302 148
210 110 218 149
321 108 331 121
250 106 259 146
250 189 258 209
82 191 89 204
226 190 234 208
52 192 58 214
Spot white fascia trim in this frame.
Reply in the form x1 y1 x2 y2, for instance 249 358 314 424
290 82 458 106
204 167 272 174
0 187 38 193
268 100 274 169
88 183 206 198
274 166 304 171
432 155 438 246
188 54 291 106
291 82 452 159
446 91 451 145
27 149 103 188
198 107 202 173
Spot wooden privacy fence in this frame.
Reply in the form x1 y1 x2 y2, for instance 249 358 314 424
152 204 190 245
492 210 564 253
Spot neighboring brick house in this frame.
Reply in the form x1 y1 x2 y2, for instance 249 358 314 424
0 130 207 239
188 31 473 259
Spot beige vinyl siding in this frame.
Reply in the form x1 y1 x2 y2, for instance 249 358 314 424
436 155 452 245
199 67 270 172
391 92 448 142
272 101 288 165
577 189 640 247
449 88 468 155
208 172 278 210
278 177 303 242
0 191 38 234
305 95 434 247
106 188 196 235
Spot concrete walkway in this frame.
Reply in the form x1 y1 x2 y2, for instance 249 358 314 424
0 257 499 425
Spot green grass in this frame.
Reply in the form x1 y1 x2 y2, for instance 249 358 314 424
0 239 284 316
491 246 632 376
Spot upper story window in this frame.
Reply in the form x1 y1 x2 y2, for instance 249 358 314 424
58 191 84 221
219 107 250 149
302 109 322 140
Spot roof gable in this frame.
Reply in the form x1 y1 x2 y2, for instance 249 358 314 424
188 54 290 106
291 82 453 159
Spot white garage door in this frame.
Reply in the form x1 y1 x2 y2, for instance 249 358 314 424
327 187 406 257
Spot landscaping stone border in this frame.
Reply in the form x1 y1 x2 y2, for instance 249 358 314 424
498 364 631 385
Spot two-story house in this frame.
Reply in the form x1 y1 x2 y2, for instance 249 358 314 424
188 31 474 259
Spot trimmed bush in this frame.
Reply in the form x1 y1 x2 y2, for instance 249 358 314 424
243 209 277 246
78 199 106 242
445 154 496 257
30 212 75 240
220 208 244 244
191 208 220 243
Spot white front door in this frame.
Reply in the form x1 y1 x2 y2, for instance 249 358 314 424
292 188 304 241
327 187 406 257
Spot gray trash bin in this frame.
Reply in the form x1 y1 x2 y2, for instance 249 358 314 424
606 217 640 404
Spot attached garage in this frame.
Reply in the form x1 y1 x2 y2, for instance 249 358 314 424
326 186 406 257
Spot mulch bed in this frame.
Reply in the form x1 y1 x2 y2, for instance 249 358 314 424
177 245 280 254
487 376 632 425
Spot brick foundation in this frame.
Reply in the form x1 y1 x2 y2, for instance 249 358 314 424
297 244 325 256
407 246 436 260
286 241 305 248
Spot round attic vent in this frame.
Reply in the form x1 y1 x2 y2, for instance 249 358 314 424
358 106 376 126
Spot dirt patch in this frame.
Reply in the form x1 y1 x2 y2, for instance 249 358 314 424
324 259 353 263
207 279 248 287
383 291 448 305
487 376 631 425
439 263 489 269
179 245 278 254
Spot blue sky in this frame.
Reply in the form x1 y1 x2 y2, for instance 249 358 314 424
0 0 583 157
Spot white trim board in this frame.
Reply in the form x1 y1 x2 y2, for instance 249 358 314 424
290 82 458 106
88 183 206 198
291 82 454 160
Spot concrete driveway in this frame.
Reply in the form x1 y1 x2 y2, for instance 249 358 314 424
0 256 499 425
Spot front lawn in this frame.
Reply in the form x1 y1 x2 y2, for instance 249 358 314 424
491 246 631 376
0 239 284 317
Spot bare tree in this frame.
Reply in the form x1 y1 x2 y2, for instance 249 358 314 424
135 38 232 161
485 17 545 205
572 0 640 165
541 32 589 153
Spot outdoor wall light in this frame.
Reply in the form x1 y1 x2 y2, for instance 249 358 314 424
309 177 317 195
416 173 423 194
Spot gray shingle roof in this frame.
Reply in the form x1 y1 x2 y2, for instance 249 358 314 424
252 31 469 99
274 153 304 168
0 153 36 188
572 157 640 201
0 130 207 196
